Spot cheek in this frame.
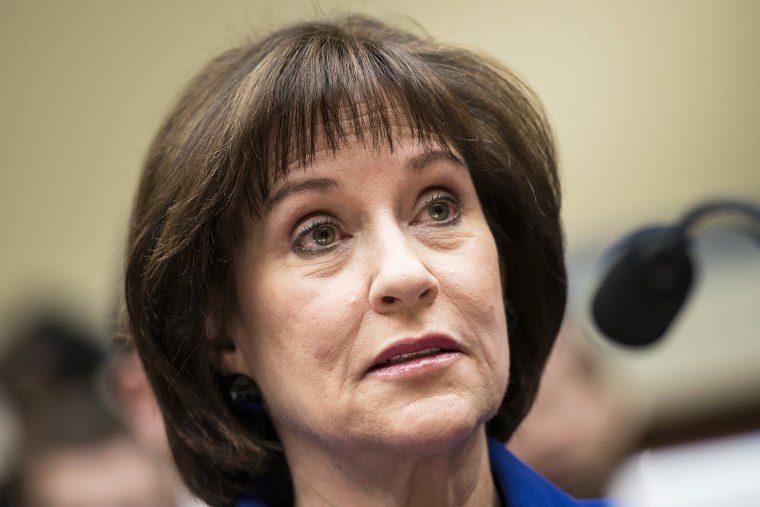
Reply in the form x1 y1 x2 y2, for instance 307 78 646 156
240 269 365 379
442 234 509 364
454 235 506 324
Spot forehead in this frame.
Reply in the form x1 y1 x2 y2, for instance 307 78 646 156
287 132 461 175
263 138 464 212
255 119 464 207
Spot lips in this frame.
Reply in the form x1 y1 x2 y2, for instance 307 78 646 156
368 335 460 373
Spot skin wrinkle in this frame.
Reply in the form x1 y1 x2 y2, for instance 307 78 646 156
222 138 506 506
287 425 493 507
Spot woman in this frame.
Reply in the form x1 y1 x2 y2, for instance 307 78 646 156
124 15 611 507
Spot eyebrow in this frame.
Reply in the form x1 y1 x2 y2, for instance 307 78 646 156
263 149 464 213
404 149 465 174
264 178 341 213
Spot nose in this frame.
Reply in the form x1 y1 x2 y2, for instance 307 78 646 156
368 225 439 314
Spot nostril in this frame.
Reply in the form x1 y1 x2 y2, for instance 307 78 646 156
381 296 396 304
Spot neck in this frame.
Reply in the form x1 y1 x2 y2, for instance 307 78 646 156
282 426 499 507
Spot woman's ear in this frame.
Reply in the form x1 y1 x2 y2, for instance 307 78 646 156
205 275 256 377
204 294 245 375
218 343 251 377
206 310 234 351
208 309 254 377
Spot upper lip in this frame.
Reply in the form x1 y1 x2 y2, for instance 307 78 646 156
369 334 461 371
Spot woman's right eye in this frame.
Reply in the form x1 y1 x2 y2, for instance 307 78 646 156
291 216 343 255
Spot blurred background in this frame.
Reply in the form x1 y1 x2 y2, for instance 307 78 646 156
2 0 759 503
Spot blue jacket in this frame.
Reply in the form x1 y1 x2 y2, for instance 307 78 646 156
236 437 612 506
487 438 611 506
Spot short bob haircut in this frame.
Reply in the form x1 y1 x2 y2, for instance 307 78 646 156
124 15 566 506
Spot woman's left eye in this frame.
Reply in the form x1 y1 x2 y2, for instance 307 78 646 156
415 190 461 225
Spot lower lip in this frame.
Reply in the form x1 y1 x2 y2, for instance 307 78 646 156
368 351 460 379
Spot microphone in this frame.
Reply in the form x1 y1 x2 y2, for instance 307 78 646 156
592 226 693 346
591 200 760 347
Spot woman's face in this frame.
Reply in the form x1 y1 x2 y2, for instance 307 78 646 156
223 137 509 456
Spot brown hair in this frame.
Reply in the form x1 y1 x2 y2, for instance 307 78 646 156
124 15 565 506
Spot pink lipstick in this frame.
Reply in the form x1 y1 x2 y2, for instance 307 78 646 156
368 335 460 378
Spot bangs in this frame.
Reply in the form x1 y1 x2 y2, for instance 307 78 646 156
238 20 477 215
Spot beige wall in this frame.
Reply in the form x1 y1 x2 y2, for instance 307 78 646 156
2 1 759 418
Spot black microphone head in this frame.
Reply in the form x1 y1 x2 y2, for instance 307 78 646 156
592 226 695 347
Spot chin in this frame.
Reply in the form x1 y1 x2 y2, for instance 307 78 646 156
373 394 497 455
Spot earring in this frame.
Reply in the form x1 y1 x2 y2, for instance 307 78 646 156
506 301 518 336
224 374 264 414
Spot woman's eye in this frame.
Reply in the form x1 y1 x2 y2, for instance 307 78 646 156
292 217 342 254
427 201 451 221
311 225 336 246
416 190 461 225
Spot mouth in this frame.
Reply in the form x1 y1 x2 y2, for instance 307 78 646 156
368 335 461 376
372 347 453 369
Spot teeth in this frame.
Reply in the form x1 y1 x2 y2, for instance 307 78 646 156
384 348 442 366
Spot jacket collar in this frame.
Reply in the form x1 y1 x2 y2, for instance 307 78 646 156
489 437 588 506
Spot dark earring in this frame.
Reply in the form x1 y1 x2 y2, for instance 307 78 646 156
506 302 518 336
224 374 264 414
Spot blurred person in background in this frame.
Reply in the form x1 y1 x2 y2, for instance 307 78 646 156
0 312 177 507
108 339 209 507
508 320 648 498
